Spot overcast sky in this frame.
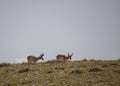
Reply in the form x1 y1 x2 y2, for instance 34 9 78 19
0 0 120 63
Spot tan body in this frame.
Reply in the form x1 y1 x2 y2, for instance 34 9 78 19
27 53 44 64
56 53 73 63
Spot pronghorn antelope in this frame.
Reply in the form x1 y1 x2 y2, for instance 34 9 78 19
56 53 73 63
27 53 44 64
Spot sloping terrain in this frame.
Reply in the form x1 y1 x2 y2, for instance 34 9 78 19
0 60 120 86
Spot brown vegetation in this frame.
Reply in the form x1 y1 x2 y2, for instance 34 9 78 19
0 60 120 86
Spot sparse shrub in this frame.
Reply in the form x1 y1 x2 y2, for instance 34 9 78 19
18 68 30 73
71 69 84 74
110 63 119 66
113 70 120 74
55 67 64 70
5 68 14 73
101 64 108 67
47 60 56 63
0 63 11 67
89 67 103 72
82 59 87 61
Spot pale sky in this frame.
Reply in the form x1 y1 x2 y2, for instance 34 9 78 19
0 0 120 63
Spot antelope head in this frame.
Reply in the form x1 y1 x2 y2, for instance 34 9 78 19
39 53 44 60
68 53 73 60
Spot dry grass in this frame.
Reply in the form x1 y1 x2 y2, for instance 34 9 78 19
0 60 120 86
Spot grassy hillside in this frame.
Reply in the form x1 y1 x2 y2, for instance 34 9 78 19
0 60 120 86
